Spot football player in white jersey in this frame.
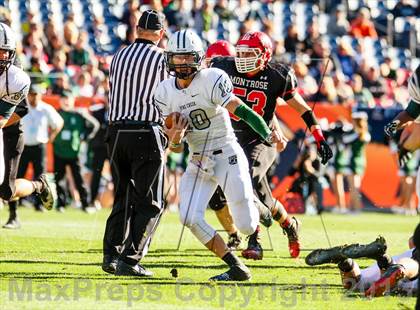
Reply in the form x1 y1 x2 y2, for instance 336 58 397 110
155 29 282 281
0 23 56 229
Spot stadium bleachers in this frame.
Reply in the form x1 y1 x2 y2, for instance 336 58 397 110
5 0 419 66
9 0 120 54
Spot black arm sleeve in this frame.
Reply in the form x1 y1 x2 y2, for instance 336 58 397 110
14 98 29 118
301 110 319 129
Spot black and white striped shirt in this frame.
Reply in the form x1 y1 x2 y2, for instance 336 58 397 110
108 38 168 123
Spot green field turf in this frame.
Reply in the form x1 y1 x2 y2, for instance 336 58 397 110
0 207 418 309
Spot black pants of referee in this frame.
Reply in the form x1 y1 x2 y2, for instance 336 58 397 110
0 122 24 201
103 123 166 265
17 144 46 208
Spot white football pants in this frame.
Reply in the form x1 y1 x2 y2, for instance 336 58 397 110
179 141 259 244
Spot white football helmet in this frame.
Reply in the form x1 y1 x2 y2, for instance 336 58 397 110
165 29 204 79
0 23 16 70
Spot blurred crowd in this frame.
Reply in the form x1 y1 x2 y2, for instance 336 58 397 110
133 0 418 109
0 0 418 215
285 115 419 216
0 0 417 107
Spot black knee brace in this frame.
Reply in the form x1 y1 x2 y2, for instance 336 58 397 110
208 187 227 211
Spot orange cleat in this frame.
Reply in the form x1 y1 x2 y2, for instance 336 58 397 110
241 246 263 260
282 217 301 258
288 239 301 258
365 264 405 297
242 227 263 260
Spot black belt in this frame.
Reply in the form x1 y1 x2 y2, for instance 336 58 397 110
193 149 223 155
109 120 160 127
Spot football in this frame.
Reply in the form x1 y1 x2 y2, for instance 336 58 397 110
165 112 182 129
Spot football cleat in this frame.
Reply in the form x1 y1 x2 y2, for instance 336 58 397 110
241 246 263 260
2 217 20 229
114 260 153 277
227 232 242 250
209 264 251 281
38 174 57 211
102 255 119 274
305 236 387 266
365 264 406 297
306 245 346 266
341 236 387 260
282 217 301 258
82 206 97 214
241 228 263 260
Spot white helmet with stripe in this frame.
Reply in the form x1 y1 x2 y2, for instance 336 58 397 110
0 22 16 71
165 29 204 79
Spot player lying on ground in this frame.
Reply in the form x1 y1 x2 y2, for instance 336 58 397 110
156 30 282 281
384 65 420 210
305 236 418 297
205 32 333 260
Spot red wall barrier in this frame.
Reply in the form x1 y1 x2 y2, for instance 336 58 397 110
276 101 352 131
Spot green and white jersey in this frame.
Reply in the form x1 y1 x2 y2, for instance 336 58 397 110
0 65 30 118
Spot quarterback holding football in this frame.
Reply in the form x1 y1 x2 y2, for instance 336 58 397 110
155 29 282 281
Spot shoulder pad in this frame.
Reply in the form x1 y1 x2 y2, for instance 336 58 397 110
1 67 30 105
200 67 227 80
269 62 294 78
210 56 235 68
8 66 30 91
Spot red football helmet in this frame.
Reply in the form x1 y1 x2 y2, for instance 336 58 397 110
235 31 273 73
205 40 236 59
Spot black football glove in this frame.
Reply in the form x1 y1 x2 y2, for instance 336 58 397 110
398 146 412 167
384 120 400 138
317 140 333 165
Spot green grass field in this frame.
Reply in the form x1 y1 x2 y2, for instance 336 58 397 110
0 207 418 309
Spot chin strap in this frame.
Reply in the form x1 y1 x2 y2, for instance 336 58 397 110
0 61 11 96
5 65 9 96
175 66 200 80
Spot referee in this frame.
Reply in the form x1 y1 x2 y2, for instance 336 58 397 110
102 10 168 277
